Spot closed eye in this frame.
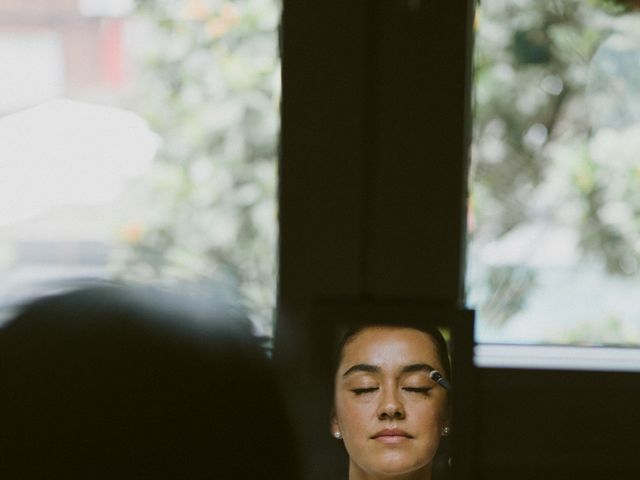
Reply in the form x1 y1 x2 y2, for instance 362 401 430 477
403 387 433 394
352 387 378 395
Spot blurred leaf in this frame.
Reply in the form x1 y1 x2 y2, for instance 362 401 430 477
109 0 280 332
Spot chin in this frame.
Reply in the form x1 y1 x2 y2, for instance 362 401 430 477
366 456 431 478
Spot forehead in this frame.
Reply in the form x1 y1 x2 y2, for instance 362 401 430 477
340 326 443 372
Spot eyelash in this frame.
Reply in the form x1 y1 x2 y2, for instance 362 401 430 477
351 387 433 395
403 387 432 395
352 387 378 395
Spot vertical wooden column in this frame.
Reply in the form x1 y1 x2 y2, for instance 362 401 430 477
276 1 475 479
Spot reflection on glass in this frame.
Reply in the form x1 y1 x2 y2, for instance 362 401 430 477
468 0 640 345
0 0 280 332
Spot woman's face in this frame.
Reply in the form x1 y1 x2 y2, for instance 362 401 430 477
331 327 450 479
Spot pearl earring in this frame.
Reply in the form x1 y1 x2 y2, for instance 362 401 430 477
333 431 342 439
442 426 451 436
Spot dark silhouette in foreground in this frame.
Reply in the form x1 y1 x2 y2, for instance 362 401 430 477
0 285 298 479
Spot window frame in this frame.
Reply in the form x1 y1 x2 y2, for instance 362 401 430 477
275 1 640 479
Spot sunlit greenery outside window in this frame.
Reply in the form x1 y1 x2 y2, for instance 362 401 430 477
113 0 280 331
0 0 280 333
468 0 640 345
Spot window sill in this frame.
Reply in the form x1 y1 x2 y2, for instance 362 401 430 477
474 343 640 372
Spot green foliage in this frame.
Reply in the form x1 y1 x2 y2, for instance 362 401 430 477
470 0 640 334
110 0 280 331
556 314 640 346
481 266 536 327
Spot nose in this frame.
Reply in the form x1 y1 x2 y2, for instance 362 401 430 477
377 387 405 420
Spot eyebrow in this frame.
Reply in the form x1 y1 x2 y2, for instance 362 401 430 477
402 363 437 374
341 363 436 377
342 363 379 377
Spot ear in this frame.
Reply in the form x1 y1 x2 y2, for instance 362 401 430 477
329 413 341 437
440 402 452 423
437 403 451 431
441 405 452 436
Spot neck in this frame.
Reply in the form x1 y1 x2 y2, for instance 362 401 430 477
348 463 432 480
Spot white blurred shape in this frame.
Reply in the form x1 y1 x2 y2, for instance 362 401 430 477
479 223 579 268
79 0 135 17
590 125 640 167
0 32 65 112
523 123 548 150
587 16 640 131
540 75 563 96
0 99 160 226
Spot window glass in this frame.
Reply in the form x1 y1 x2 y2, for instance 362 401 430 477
468 0 640 345
0 0 280 333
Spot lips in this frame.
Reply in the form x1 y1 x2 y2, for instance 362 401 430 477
371 428 413 444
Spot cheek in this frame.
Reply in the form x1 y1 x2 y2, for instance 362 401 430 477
334 394 374 436
414 399 448 432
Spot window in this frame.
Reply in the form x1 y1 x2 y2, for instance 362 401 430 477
0 0 280 332
468 0 640 346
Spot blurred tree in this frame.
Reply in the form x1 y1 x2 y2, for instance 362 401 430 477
557 314 640 346
110 0 280 331
470 0 640 331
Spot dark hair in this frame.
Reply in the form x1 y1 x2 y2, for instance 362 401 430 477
0 285 298 480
